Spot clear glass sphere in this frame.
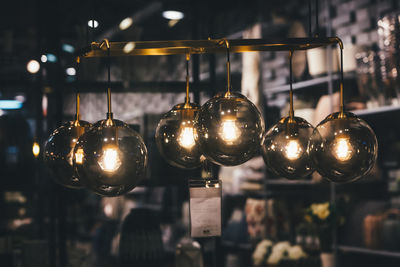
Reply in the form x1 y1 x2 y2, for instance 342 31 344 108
308 112 378 183
74 119 148 196
262 116 314 179
155 103 203 169
44 120 91 188
194 92 265 166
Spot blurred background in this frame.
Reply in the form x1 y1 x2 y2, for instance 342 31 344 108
2 0 400 266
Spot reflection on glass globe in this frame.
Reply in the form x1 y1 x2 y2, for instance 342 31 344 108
194 92 264 166
262 116 314 180
44 120 91 188
74 119 148 196
308 112 378 183
155 103 203 169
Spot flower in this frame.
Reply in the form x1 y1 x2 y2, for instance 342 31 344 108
310 202 330 221
267 241 290 265
252 239 273 267
287 245 307 260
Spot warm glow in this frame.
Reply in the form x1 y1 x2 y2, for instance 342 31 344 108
285 139 302 160
75 148 84 165
98 146 121 172
220 119 240 143
123 42 136 53
27 60 40 74
32 142 40 158
178 126 196 149
333 137 353 161
119 17 133 30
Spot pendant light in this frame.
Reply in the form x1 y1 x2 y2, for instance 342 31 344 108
44 56 91 189
155 52 203 169
262 51 315 179
74 39 148 196
308 44 378 183
194 40 265 166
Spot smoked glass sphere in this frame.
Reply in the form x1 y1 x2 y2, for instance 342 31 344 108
74 119 148 196
155 103 202 169
44 120 91 188
262 116 314 179
308 112 378 183
194 92 264 166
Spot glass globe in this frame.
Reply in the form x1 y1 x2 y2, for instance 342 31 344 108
308 111 378 183
74 119 148 196
155 103 203 169
194 92 264 166
44 120 91 188
262 116 314 179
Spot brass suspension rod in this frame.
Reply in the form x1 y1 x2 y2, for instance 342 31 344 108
78 37 343 57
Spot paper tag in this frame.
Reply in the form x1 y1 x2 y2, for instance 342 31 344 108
189 186 221 238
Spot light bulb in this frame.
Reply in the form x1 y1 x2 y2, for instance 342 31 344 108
195 92 264 166
98 146 122 172
32 142 40 158
262 116 314 180
220 119 240 143
333 137 353 161
156 103 202 169
285 139 302 160
178 125 196 149
308 112 378 183
74 119 147 196
74 147 84 165
44 120 91 188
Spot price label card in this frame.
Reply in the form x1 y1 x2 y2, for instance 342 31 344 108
189 182 221 238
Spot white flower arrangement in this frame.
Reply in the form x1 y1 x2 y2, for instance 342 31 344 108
252 239 273 267
253 240 307 267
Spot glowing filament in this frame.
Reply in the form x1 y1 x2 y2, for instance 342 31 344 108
220 119 240 142
98 147 121 172
333 137 353 161
285 140 302 160
178 126 195 149
75 148 84 165
32 142 40 158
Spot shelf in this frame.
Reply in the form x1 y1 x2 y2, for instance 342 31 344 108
79 37 342 57
351 105 400 116
338 245 400 258
266 74 340 95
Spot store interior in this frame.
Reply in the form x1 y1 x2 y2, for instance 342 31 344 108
1 0 400 266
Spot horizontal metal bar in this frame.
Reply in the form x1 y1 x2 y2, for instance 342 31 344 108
63 81 212 93
78 37 342 57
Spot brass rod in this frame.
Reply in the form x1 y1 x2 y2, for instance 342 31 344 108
339 46 344 115
75 56 81 121
102 39 112 119
289 50 294 120
225 39 231 95
78 37 342 57
185 53 190 105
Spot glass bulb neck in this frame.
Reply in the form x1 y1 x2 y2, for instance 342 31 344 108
73 115 81 126
106 113 114 126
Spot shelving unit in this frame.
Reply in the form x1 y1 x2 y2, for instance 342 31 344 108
352 105 400 117
265 74 339 95
338 246 400 259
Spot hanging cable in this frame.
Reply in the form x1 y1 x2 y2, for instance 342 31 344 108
225 39 231 95
339 45 344 115
185 52 191 107
289 50 294 121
